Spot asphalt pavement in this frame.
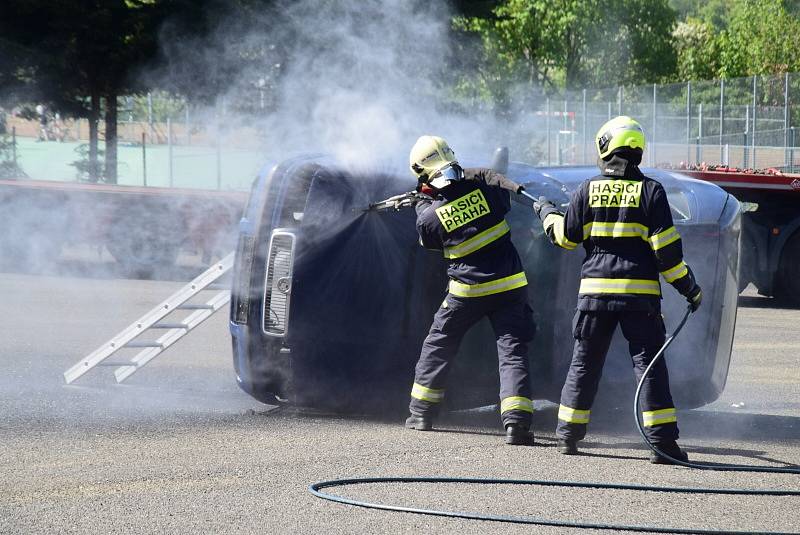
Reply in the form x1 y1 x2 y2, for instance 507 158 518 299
1 270 798 534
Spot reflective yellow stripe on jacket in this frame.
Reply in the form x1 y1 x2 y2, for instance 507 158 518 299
443 220 510 259
660 261 689 283
649 226 681 251
583 221 649 241
558 404 591 424
411 383 444 403
500 396 534 414
579 278 661 296
642 407 677 427
448 272 528 298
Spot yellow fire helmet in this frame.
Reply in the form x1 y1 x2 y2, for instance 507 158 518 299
595 115 646 159
409 135 463 189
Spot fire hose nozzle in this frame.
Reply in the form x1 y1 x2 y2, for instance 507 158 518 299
364 191 432 212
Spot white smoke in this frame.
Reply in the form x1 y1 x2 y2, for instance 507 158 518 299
158 0 527 171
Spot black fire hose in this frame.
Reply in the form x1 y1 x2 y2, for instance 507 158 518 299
636 307 799 474
310 306 800 534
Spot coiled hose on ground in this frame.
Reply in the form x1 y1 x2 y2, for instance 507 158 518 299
310 306 800 534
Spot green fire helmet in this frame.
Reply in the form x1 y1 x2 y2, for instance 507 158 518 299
409 135 457 183
595 116 646 159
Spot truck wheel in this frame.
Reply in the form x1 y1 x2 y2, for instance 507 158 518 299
777 231 800 305
736 233 755 293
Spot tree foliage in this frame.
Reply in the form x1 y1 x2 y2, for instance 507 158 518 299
717 0 800 78
4 0 800 170
672 18 719 81
0 0 196 182
673 0 800 82
454 0 678 103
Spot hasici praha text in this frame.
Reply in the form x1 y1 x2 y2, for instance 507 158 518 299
589 179 642 208
435 189 491 232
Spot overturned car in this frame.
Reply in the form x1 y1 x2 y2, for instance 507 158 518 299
229 151 740 414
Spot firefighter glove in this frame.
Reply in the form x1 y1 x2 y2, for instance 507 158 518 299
533 196 555 220
686 285 702 312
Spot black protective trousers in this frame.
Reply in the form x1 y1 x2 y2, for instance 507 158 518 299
556 309 680 444
409 287 535 428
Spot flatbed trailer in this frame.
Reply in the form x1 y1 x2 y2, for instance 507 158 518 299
0 178 247 276
663 166 800 303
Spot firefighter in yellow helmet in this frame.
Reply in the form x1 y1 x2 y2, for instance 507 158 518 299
532 116 702 464
404 135 538 445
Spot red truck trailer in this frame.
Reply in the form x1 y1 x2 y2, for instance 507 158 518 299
0 178 247 277
661 165 800 303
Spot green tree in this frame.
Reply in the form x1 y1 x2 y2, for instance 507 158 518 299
0 0 187 183
716 0 800 79
672 18 719 81
671 0 800 84
149 0 286 111
455 0 678 105
669 0 731 30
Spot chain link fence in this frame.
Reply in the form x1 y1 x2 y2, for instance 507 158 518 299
532 72 800 172
7 73 800 187
0 93 262 189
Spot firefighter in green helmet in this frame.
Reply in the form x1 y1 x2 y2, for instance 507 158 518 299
532 116 702 464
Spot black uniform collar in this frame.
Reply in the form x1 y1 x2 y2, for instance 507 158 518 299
436 179 469 200
597 153 644 180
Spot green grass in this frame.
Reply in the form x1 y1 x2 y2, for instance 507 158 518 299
12 136 265 191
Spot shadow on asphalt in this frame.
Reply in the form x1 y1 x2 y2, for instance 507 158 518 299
558 440 799 467
262 402 800 468
737 294 800 310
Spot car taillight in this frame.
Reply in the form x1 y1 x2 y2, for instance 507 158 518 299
232 234 256 324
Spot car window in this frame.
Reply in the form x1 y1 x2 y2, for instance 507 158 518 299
665 189 691 221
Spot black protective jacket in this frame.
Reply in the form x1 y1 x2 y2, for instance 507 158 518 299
540 154 698 312
415 168 528 298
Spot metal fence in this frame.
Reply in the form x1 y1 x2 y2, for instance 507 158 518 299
0 95 263 189
534 72 800 171
7 72 800 187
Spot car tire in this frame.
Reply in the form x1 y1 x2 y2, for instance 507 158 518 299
776 230 800 305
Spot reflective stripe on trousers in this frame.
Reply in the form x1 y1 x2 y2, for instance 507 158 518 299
501 396 534 414
558 404 590 424
410 288 534 428
643 407 677 427
556 310 678 443
411 382 445 403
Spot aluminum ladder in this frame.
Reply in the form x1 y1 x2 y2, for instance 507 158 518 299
63 252 234 384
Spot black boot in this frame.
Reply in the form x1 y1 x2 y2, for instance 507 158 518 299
404 414 433 431
649 442 689 464
505 424 534 445
557 439 579 455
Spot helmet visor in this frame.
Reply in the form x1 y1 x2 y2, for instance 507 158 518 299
429 162 463 183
